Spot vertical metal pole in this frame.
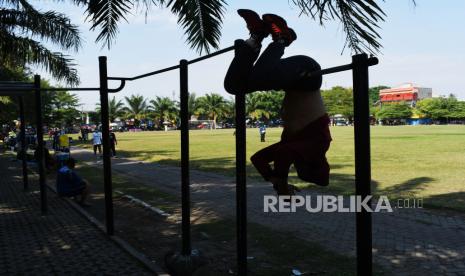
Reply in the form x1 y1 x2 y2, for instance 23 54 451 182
352 53 373 276
99 56 114 235
34 75 47 214
180 59 191 255
235 91 247 274
18 96 28 190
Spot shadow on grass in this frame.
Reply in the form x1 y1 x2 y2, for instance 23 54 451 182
192 219 361 276
381 177 434 195
422 191 465 212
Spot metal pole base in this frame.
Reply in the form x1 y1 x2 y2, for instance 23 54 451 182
164 249 208 276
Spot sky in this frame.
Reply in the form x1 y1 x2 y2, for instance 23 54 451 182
33 0 465 110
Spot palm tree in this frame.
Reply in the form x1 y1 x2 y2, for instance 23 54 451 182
188 92 201 118
108 97 126 122
123 94 148 126
246 93 271 122
196 93 228 129
97 97 126 122
0 0 81 85
81 0 396 54
149 96 179 129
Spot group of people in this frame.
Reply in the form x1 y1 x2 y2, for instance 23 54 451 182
90 129 118 157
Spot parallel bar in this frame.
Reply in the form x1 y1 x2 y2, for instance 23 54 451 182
188 46 235 65
18 97 28 190
179 59 192 255
0 91 31 96
0 87 99 92
99 56 115 235
34 75 47 214
107 46 235 82
235 89 247 274
308 64 353 77
307 57 378 78
108 65 180 81
352 53 373 276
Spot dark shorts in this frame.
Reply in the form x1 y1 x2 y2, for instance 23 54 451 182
285 115 332 185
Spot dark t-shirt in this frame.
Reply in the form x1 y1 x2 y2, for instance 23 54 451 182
109 133 117 145
56 166 85 196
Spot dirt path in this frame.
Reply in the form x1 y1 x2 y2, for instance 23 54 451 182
72 147 465 275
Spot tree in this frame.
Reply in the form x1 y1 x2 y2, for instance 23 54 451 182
123 94 148 126
196 93 227 128
246 93 271 122
188 93 200 118
0 0 81 85
96 97 126 122
149 96 179 128
321 86 354 121
81 0 397 54
416 96 464 122
376 102 412 120
246 91 284 123
42 90 81 127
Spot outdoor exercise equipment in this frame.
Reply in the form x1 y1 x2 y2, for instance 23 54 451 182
0 41 378 275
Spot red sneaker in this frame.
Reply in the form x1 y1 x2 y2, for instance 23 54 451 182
262 13 297 46
237 9 269 38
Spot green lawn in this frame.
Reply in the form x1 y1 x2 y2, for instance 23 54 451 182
72 125 465 211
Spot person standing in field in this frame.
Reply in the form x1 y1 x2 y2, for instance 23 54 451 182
109 131 117 157
92 129 102 155
259 124 266 142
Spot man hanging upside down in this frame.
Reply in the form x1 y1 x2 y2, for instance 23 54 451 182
224 9 332 196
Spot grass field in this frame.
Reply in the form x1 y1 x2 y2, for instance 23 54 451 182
73 125 465 211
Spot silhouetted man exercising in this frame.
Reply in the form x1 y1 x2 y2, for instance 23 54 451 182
224 9 332 196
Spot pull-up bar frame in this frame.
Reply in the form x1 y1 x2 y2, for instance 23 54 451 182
0 43 377 276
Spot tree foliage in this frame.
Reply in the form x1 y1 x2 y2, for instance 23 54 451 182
123 94 148 125
321 86 353 120
376 102 412 120
246 91 284 122
80 0 406 54
196 93 228 128
416 96 465 120
0 0 82 85
149 96 179 125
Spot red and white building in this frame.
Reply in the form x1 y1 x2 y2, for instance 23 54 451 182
379 83 432 105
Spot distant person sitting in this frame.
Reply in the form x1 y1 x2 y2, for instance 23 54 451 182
92 129 102 155
56 158 91 206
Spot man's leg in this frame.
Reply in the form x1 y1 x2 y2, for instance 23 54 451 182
249 42 322 92
98 145 102 154
251 142 296 194
224 39 261 94
93 145 97 155
79 180 91 205
250 142 282 181
111 143 116 156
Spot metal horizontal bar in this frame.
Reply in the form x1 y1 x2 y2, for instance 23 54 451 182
108 65 181 81
0 90 31 96
0 82 34 87
306 56 378 78
188 46 235 65
45 87 100 91
107 45 235 82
